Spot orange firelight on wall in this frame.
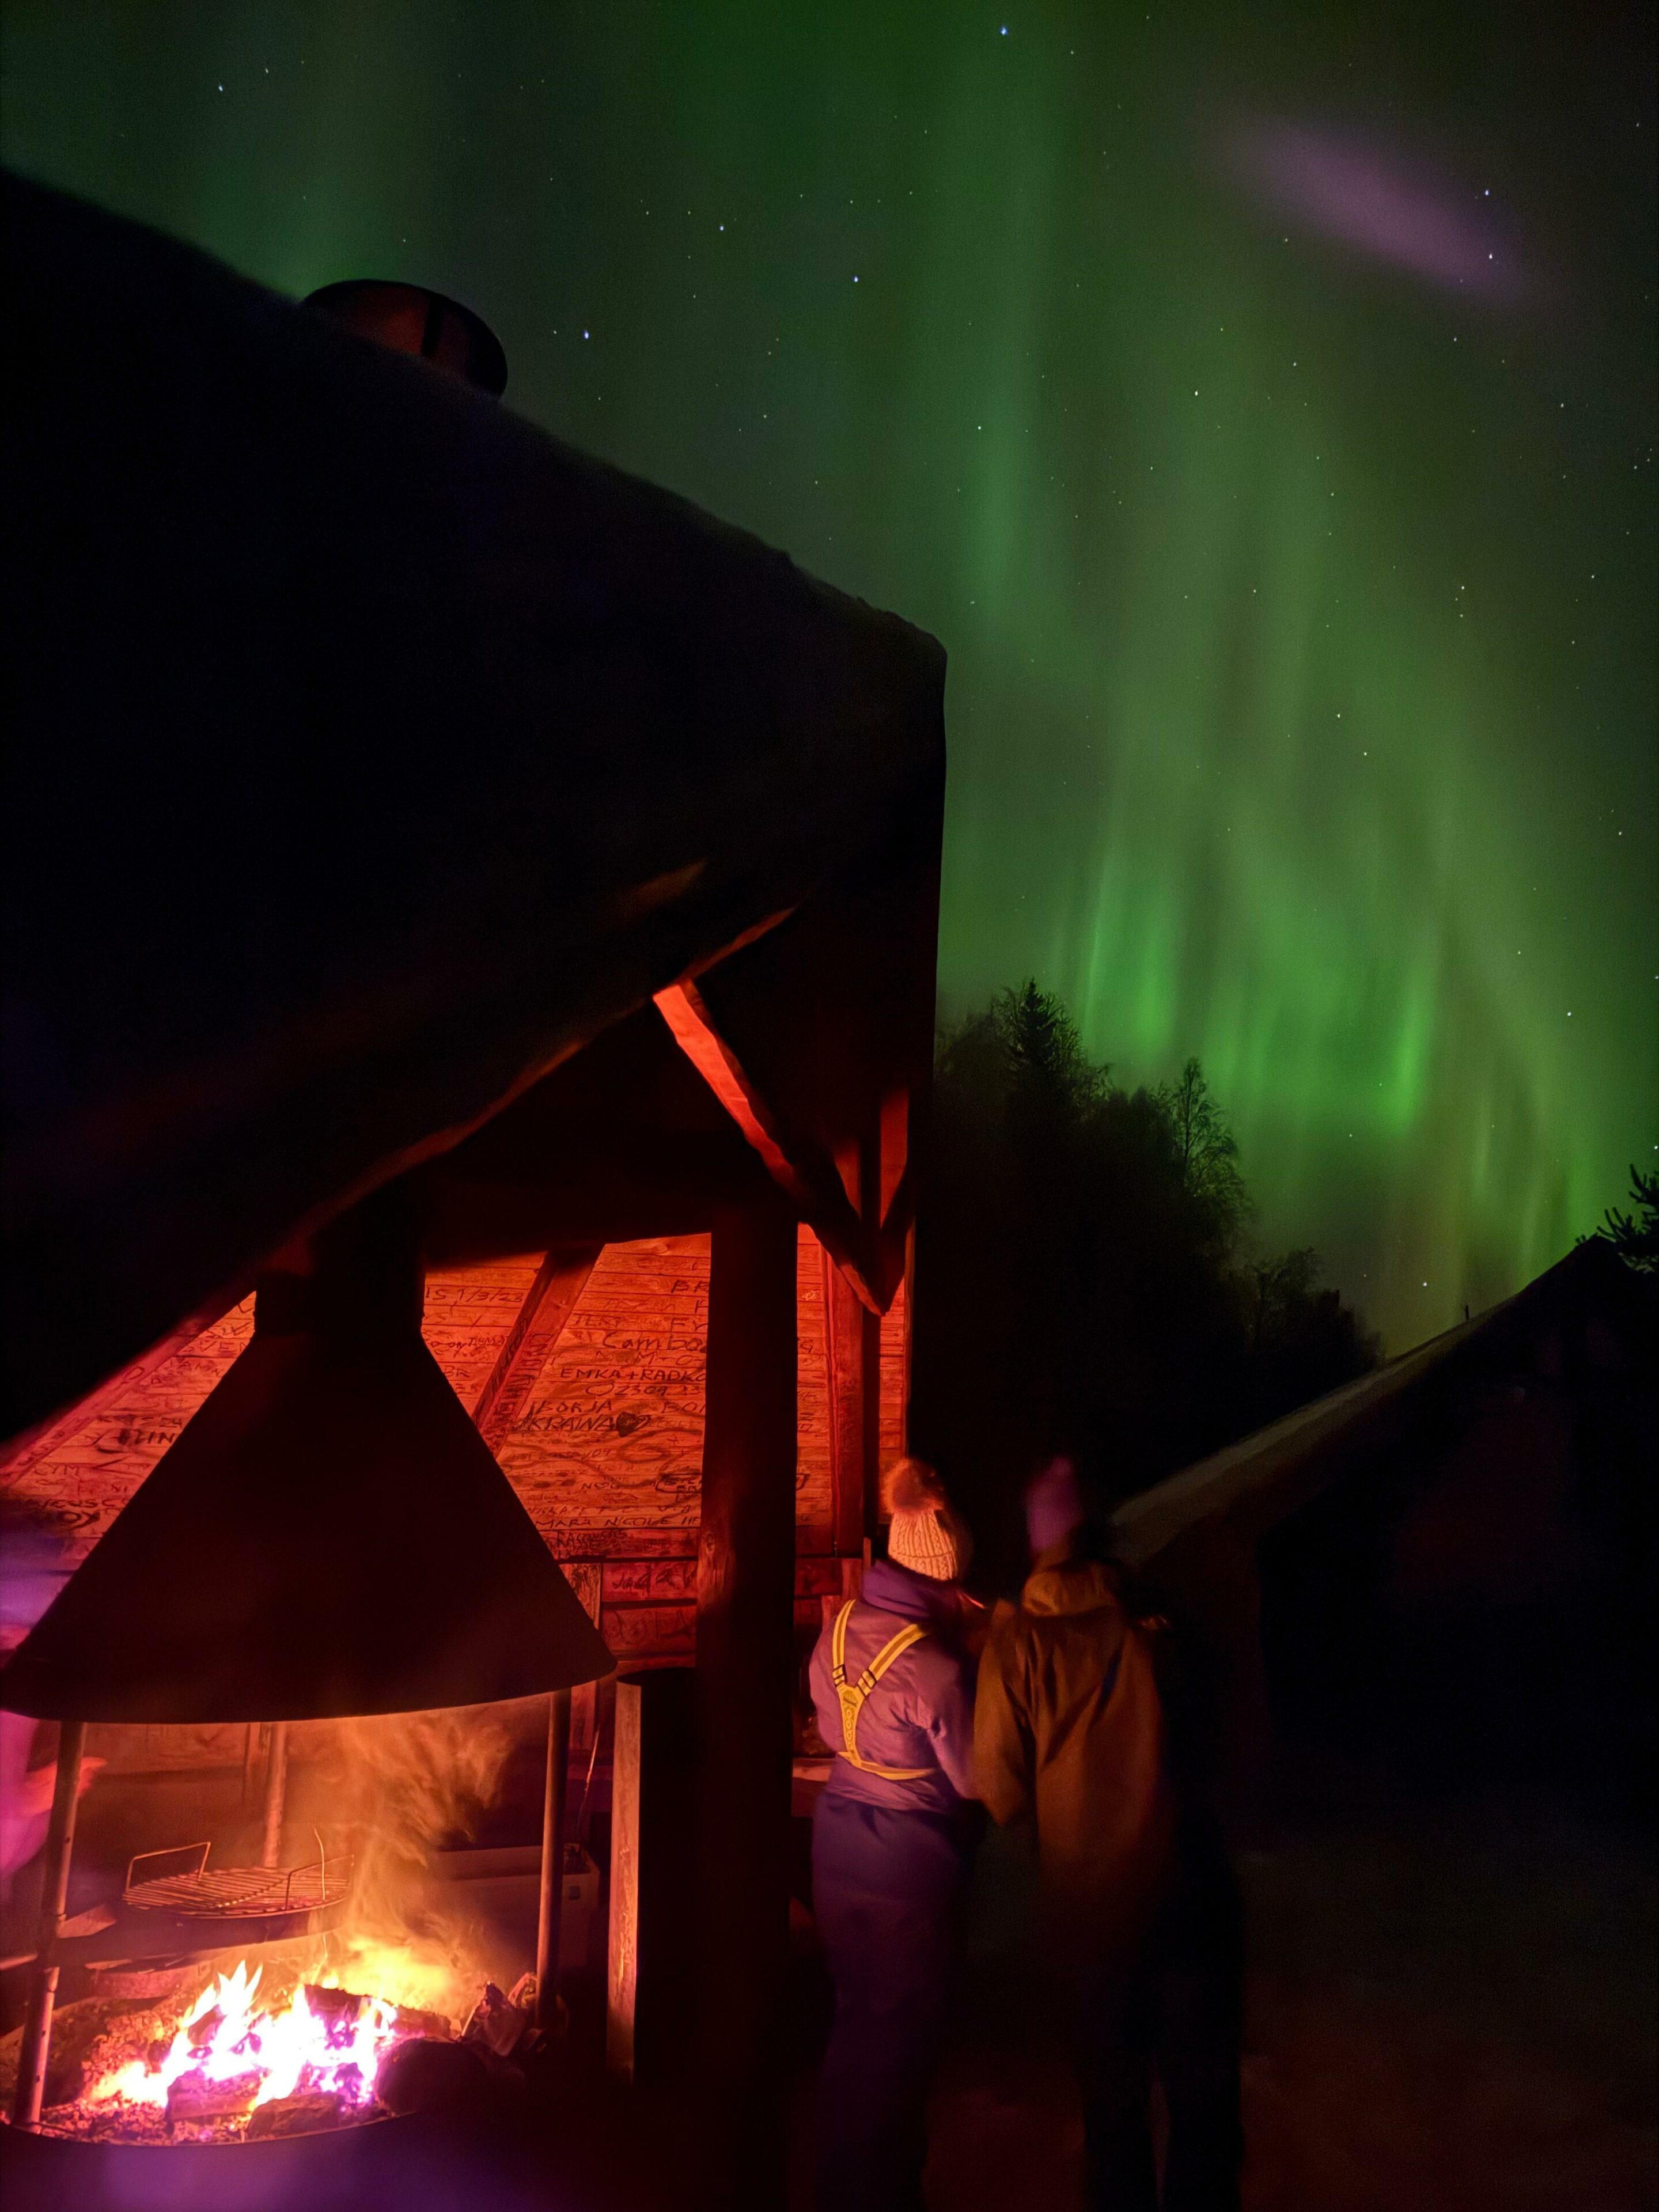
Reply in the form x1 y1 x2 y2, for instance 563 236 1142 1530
305 279 508 397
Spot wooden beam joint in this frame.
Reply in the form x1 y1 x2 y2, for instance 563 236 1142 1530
653 980 901 1314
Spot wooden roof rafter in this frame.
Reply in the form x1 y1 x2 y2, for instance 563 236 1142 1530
471 1246 602 1449
653 980 907 1315
0 1296 238 1486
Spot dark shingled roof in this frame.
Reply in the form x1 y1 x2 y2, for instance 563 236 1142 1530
2 172 945 1439
1111 1236 1652 1577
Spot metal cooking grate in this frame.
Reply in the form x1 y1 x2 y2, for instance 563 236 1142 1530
123 1842 351 1920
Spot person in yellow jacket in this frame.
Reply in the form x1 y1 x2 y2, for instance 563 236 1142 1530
975 1456 1242 2212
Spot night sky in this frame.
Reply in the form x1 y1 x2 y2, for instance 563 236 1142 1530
6 2 1654 1350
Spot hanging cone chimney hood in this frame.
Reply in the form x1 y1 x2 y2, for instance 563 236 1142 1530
0 1194 614 1723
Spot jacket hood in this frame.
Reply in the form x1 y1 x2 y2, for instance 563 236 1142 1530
861 1558 965 1627
1019 1548 1124 1620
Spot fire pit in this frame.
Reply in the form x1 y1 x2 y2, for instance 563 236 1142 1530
58 1960 441 2144
0 1198 615 2146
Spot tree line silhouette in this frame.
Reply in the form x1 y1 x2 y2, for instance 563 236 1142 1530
909 981 1381 1590
1594 1162 1659 1275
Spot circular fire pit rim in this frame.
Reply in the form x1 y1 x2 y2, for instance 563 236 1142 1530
1 2105 407 2149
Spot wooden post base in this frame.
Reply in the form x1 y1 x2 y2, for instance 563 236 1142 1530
694 1201 798 2202
535 1686 571 2030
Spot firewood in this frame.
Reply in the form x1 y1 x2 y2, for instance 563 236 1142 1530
166 2067 263 2128
301 1981 391 2031
301 1984 450 2042
374 2036 524 2122
245 2090 353 2140
302 1982 362 2025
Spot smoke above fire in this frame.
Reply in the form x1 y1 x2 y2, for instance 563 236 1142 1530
283 1702 523 2020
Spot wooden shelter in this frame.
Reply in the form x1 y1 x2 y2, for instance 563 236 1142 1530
1109 1238 1658 1814
1 171 944 2192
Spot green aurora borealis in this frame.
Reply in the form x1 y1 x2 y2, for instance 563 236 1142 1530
5 2 1654 1350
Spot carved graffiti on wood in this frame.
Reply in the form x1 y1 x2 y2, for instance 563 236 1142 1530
0 1299 256 1569
880 1277 908 1468
794 1228 833 1550
494 1230 834 1551
604 1559 695 1605
498 1239 710 1539
2 1227 891 1671
421 1257 547 1413
601 1604 698 1658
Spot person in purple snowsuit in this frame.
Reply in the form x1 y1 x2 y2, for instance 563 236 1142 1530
808 1459 979 2212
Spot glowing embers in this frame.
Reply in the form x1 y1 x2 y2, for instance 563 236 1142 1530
10 1705 544 2145
74 1962 443 2142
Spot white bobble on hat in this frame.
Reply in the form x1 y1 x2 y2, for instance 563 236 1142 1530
882 1458 971 1582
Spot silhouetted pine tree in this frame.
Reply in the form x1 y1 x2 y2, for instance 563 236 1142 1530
910 982 1380 1588
1597 1162 1659 1274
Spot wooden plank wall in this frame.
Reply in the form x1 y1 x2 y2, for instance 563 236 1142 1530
0 1297 257 1573
1 1232 908 1675
487 1229 891 1664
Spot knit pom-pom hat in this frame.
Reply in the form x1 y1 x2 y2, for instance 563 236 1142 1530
882 1458 972 1582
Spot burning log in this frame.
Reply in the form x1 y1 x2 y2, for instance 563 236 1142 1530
166 2067 263 2130
301 1983 358 2028
244 2089 355 2139
374 2035 525 2123
52 1959 454 2142
302 1984 450 2043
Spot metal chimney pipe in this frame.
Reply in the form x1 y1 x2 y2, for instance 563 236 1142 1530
305 279 507 395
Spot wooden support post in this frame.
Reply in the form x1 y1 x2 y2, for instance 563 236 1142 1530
605 1669 697 2084
859 1301 881 1536
900 1218 917 1455
605 1679 642 2083
535 1687 571 2029
11 1719 86 2129
695 1200 798 2203
824 1244 879 1559
825 1122 885 1558
857 1122 884 1538
260 1721 289 1869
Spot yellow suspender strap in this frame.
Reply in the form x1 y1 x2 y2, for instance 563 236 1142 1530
828 1600 934 1782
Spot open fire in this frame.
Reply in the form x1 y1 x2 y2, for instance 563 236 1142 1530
69 1960 450 2142
0 1700 566 2143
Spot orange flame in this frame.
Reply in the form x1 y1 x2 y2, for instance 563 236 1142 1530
88 1961 410 2120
